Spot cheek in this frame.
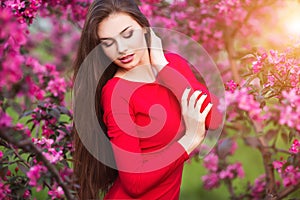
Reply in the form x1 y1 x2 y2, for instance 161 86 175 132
129 33 147 51
102 47 118 61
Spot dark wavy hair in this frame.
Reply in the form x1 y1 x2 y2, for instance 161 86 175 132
72 0 151 199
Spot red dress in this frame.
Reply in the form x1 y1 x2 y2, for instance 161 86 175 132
101 53 222 199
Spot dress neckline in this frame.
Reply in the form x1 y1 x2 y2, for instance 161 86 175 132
111 76 158 85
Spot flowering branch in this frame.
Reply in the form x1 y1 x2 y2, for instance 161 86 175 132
0 130 75 200
277 182 300 199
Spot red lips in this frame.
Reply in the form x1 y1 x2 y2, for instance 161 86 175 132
119 54 134 64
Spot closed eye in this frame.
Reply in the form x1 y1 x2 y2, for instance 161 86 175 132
100 39 115 47
122 29 133 39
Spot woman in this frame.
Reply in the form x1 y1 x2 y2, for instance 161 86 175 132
72 0 222 199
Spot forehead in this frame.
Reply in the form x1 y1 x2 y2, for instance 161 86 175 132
97 12 142 38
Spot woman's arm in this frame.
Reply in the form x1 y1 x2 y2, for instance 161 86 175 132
148 28 223 130
156 53 223 130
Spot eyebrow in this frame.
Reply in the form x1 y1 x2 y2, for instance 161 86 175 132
99 26 132 41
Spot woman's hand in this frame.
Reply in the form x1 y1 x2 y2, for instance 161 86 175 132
148 28 169 71
178 87 213 155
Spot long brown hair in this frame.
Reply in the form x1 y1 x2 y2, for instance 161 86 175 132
72 0 151 199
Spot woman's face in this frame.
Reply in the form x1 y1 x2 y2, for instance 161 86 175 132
97 12 149 71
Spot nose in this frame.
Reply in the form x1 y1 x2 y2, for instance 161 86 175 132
116 38 128 54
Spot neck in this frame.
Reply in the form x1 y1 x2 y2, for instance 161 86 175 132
116 51 156 83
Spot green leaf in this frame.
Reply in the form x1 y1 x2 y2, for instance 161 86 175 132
281 132 288 144
264 130 278 143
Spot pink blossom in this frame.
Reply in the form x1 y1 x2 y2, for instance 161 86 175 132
0 112 12 127
289 139 300 154
22 189 31 199
279 106 297 127
25 76 46 101
219 163 244 179
252 60 262 73
277 89 300 130
33 137 54 148
268 50 284 65
14 123 31 137
251 174 266 199
46 77 67 97
0 179 11 199
42 148 63 164
225 80 238 93
26 164 47 191
42 125 55 138
282 165 300 187
139 4 153 17
11 0 26 10
56 129 66 142
203 153 219 172
48 185 64 199
0 151 3 159
219 169 234 179
273 160 285 173
202 173 220 190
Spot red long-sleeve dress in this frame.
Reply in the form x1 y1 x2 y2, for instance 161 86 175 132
101 53 222 199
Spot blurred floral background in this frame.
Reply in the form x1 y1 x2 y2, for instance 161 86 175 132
0 0 299 199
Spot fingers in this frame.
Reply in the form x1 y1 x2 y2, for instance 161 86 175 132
149 28 161 49
195 93 207 111
181 87 213 116
202 103 213 117
181 87 191 113
189 90 202 110
149 27 158 38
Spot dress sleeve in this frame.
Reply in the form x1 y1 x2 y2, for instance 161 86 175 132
101 83 189 198
156 53 223 130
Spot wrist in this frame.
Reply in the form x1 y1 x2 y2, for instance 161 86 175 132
151 53 169 72
178 134 201 155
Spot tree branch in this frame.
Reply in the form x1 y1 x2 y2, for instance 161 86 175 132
0 130 75 200
277 181 300 199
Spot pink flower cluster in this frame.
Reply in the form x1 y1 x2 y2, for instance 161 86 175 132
33 137 63 164
40 0 92 23
223 87 269 122
0 7 28 91
6 0 42 24
25 58 67 103
26 164 47 191
289 139 300 154
272 139 300 188
277 89 300 131
201 140 244 190
225 79 238 93
252 53 268 73
250 174 267 200
0 178 11 200
273 160 300 187
140 0 281 55
0 111 12 127
48 185 64 200
263 49 300 90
